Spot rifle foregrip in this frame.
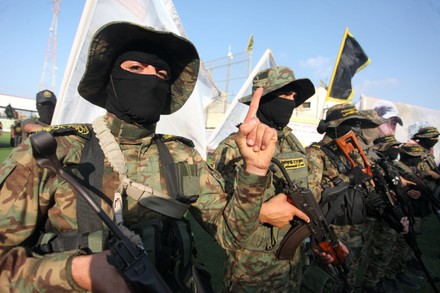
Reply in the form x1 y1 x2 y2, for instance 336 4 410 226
107 238 172 293
318 241 346 266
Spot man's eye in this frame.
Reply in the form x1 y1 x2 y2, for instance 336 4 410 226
157 70 170 80
129 65 143 72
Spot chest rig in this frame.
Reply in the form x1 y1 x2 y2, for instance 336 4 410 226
312 132 370 225
271 131 309 192
34 117 203 292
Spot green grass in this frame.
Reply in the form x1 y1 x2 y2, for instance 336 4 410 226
0 132 12 163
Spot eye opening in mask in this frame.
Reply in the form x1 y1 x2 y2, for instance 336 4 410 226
120 60 171 81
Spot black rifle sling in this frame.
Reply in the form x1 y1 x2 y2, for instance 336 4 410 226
320 143 349 175
155 136 180 200
154 135 199 204
75 131 106 233
38 132 109 253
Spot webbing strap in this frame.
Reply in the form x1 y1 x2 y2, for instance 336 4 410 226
154 135 180 200
320 143 349 175
76 131 104 233
92 117 190 219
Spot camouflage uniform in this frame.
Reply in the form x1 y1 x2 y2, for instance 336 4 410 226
214 128 308 292
305 104 379 290
399 143 437 231
0 22 272 292
0 113 270 292
213 66 315 292
362 136 410 288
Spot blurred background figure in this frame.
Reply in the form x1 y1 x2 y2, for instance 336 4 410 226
21 89 57 139
374 100 403 136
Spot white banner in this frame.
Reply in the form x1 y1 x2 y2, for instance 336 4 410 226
53 0 220 158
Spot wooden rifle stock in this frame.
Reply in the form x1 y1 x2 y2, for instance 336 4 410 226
271 158 350 290
334 131 372 176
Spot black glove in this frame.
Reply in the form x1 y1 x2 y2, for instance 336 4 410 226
348 165 371 186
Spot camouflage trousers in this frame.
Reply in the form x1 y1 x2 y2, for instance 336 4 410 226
301 223 365 292
331 224 364 288
362 217 408 287
223 245 304 292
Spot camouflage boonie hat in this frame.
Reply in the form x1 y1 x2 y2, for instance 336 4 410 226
78 21 200 114
358 109 387 127
321 104 379 128
373 135 401 151
36 89 57 106
239 66 315 107
413 126 440 139
399 143 426 157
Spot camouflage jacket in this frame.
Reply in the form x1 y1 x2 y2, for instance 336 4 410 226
0 113 269 292
306 135 373 211
212 127 308 290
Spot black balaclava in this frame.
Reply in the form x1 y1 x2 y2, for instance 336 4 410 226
256 95 295 130
381 147 400 161
37 103 55 124
325 119 361 139
105 51 171 127
418 138 438 149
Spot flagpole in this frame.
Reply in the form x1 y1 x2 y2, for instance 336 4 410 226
325 27 349 103
246 34 254 77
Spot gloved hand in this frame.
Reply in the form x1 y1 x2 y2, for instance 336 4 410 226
348 165 371 186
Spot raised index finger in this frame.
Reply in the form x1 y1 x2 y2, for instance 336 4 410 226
243 87 263 123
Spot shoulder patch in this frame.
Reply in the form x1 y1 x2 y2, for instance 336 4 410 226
35 124 92 140
157 134 195 148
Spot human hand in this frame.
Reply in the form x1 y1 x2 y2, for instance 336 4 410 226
407 189 422 199
312 240 349 267
400 176 415 187
400 216 410 234
259 193 310 227
427 170 440 180
234 87 277 176
71 251 131 293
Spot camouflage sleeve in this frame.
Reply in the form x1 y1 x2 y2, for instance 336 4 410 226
0 139 83 292
191 149 269 250
211 134 240 172
305 146 324 203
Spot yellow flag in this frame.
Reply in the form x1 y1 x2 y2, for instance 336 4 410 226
246 34 254 52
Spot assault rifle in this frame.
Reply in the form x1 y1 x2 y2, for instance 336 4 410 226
30 131 171 293
271 158 350 291
395 163 440 222
373 157 438 293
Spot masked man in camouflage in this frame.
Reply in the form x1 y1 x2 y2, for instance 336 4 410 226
409 126 440 191
361 135 417 292
21 89 57 139
0 21 279 292
212 66 315 292
400 127 440 237
304 104 386 291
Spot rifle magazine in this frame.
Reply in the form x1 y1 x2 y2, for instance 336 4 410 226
276 223 310 260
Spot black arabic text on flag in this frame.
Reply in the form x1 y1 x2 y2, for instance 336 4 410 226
326 28 370 102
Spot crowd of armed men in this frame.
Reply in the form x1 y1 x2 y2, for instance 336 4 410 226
0 21 439 293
